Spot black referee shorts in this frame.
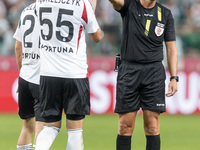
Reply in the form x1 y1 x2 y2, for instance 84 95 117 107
40 76 90 123
18 77 43 121
115 61 166 113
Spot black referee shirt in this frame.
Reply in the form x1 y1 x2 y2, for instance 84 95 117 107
118 0 176 63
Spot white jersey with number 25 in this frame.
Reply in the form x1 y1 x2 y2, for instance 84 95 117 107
13 3 40 84
36 0 99 78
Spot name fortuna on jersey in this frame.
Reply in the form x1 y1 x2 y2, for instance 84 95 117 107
23 53 40 59
41 44 74 54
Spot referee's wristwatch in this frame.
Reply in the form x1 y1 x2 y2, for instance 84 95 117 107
170 76 179 82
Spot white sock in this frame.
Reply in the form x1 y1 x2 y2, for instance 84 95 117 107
66 129 84 150
32 145 36 150
17 144 32 150
35 126 60 150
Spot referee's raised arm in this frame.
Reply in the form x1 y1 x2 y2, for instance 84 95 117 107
109 0 124 11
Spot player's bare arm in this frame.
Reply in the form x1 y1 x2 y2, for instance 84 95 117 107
165 41 178 97
15 40 22 71
89 0 97 12
14 40 22 93
109 0 124 11
89 28 102 43
88 0 101 43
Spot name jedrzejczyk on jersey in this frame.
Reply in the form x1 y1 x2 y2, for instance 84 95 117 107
37 0 81 6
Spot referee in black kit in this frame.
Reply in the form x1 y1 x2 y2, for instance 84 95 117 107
109 0 178 150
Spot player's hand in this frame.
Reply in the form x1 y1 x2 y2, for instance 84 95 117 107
166 80 177 97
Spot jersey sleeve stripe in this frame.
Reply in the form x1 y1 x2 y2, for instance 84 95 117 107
76 25 83 54
82 0 88 23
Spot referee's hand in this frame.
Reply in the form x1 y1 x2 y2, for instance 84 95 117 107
166 80 178 97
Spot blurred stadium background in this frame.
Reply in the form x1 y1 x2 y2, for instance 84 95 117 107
0 0 200 150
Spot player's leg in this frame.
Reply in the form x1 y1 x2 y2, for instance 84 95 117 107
17 118 35 150
30 80 44 149
66 115 85 150
143 110 160 150
116 111 137 150
63 78 90 150
33 121 43 149
35 76 63 150
17 77 36 150
35 121 61 150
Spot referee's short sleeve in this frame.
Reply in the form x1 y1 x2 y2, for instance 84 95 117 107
164 10 176 42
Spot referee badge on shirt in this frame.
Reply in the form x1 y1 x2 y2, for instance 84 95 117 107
155 23 165 37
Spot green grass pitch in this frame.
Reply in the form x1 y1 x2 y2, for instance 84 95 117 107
0 114 199 150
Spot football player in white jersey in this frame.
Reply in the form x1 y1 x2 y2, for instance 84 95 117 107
35 0 101 150
13 2 44 150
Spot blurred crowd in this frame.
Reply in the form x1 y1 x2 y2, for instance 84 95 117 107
0 0 200 60
0 0 34 55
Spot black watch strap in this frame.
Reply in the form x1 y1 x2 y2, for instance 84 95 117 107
170 76 179 82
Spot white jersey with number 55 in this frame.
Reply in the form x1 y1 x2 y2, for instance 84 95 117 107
36 0 99 78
